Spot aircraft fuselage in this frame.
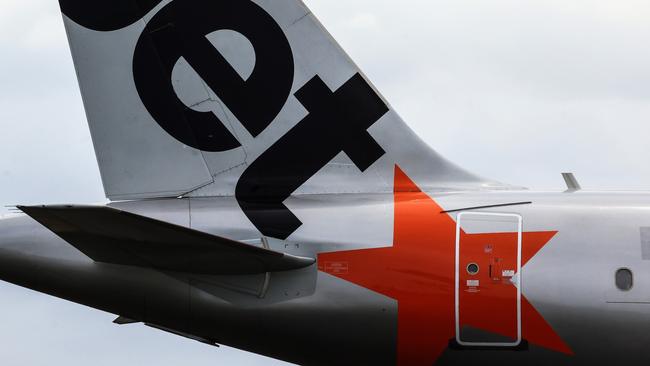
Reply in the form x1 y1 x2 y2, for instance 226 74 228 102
1 188 649 365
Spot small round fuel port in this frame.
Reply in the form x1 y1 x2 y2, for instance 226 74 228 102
466 263 480 275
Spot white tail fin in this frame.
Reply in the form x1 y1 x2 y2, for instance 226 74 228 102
59 0 505 238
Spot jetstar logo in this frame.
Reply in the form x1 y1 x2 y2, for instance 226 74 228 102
319 166 573 365
59 0 389 239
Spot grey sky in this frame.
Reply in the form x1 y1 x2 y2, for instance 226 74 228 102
1 0 649 364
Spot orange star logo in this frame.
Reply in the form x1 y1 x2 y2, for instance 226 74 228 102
318 166 572 365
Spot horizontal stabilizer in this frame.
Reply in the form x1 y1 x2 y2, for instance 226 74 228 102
18 205 314 275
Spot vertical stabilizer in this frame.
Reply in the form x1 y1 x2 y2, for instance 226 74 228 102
58 0 508 237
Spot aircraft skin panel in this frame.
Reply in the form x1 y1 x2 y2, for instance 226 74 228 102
62 12 216 200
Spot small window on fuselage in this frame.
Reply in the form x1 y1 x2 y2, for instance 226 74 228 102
615 268 633 291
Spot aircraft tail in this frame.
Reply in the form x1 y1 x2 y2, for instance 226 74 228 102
58 0 507 236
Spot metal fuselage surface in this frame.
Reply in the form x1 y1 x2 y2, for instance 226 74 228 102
1 188 649 365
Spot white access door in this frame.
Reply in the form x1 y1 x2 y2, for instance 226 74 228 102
455 212 522 347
